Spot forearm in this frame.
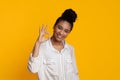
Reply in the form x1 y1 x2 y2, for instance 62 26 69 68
28 53 43 73
32 40 41 57
28 41 42 73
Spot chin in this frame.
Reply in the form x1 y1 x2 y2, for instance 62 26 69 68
53 34 65 42
56 38 62 42
55 37 64 42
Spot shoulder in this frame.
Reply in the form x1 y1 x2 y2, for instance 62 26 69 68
66 43 74 51
65 43 75 57
39 39 49 48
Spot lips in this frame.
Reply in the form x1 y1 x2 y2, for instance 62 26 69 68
57 35 62 38
56 33 63 40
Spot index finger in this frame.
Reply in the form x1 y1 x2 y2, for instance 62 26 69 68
44 25 48 31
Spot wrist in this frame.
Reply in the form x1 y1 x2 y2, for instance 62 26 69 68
36 40 42 45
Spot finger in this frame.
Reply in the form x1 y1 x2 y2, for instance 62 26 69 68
44 25 48 32
45 32 50 38
39 25 44 36
44 25 49 35
44 37 50 41
39 26 41 36
39 26 40 33
41 24 44 31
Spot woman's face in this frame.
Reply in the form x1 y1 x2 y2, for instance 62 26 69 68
53 20 71 42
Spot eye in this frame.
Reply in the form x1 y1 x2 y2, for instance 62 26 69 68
64 29 70 33
57 25 63 30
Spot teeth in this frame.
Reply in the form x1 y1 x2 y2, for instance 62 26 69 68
58 35 61 38
57 34 62 38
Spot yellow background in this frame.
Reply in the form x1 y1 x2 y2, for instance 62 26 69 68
0 0 120 80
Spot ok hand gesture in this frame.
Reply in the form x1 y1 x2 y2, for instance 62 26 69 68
37 25 50 43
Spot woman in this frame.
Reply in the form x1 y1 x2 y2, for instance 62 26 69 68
28 9 79 80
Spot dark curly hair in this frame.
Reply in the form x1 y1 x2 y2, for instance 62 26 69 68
54 9 77 31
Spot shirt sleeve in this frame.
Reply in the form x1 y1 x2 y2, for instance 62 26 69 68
28 45 45 73
71 47 80 80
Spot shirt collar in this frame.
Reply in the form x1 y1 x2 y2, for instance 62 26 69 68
48 38 69 52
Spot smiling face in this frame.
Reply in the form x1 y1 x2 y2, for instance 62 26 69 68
53 20 72 42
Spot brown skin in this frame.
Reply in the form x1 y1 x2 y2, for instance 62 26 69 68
52 20 71 42
51 20 72 52
32 20 72 57
32 25 50 57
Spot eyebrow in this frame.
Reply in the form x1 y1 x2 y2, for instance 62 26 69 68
57 25 71 31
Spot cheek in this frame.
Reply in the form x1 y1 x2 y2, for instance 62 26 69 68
54 27 59 32
63 33 69 38
54 30 59 35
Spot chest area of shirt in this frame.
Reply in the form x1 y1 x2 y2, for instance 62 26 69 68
44 51 72 65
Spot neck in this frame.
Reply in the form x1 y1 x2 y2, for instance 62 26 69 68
51 37 63 46
51 36 64 52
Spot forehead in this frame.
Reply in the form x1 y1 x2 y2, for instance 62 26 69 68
56 20 71 30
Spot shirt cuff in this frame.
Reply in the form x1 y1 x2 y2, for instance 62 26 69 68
29 53 40 63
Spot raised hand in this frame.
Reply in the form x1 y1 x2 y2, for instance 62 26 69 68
37 24 50 43
32 25 50 57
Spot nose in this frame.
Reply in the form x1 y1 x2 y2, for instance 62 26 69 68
60 30 64 35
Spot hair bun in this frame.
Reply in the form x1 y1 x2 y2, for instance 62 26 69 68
61 9 77 23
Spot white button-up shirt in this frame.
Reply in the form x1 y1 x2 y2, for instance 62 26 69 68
28 39 79 80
